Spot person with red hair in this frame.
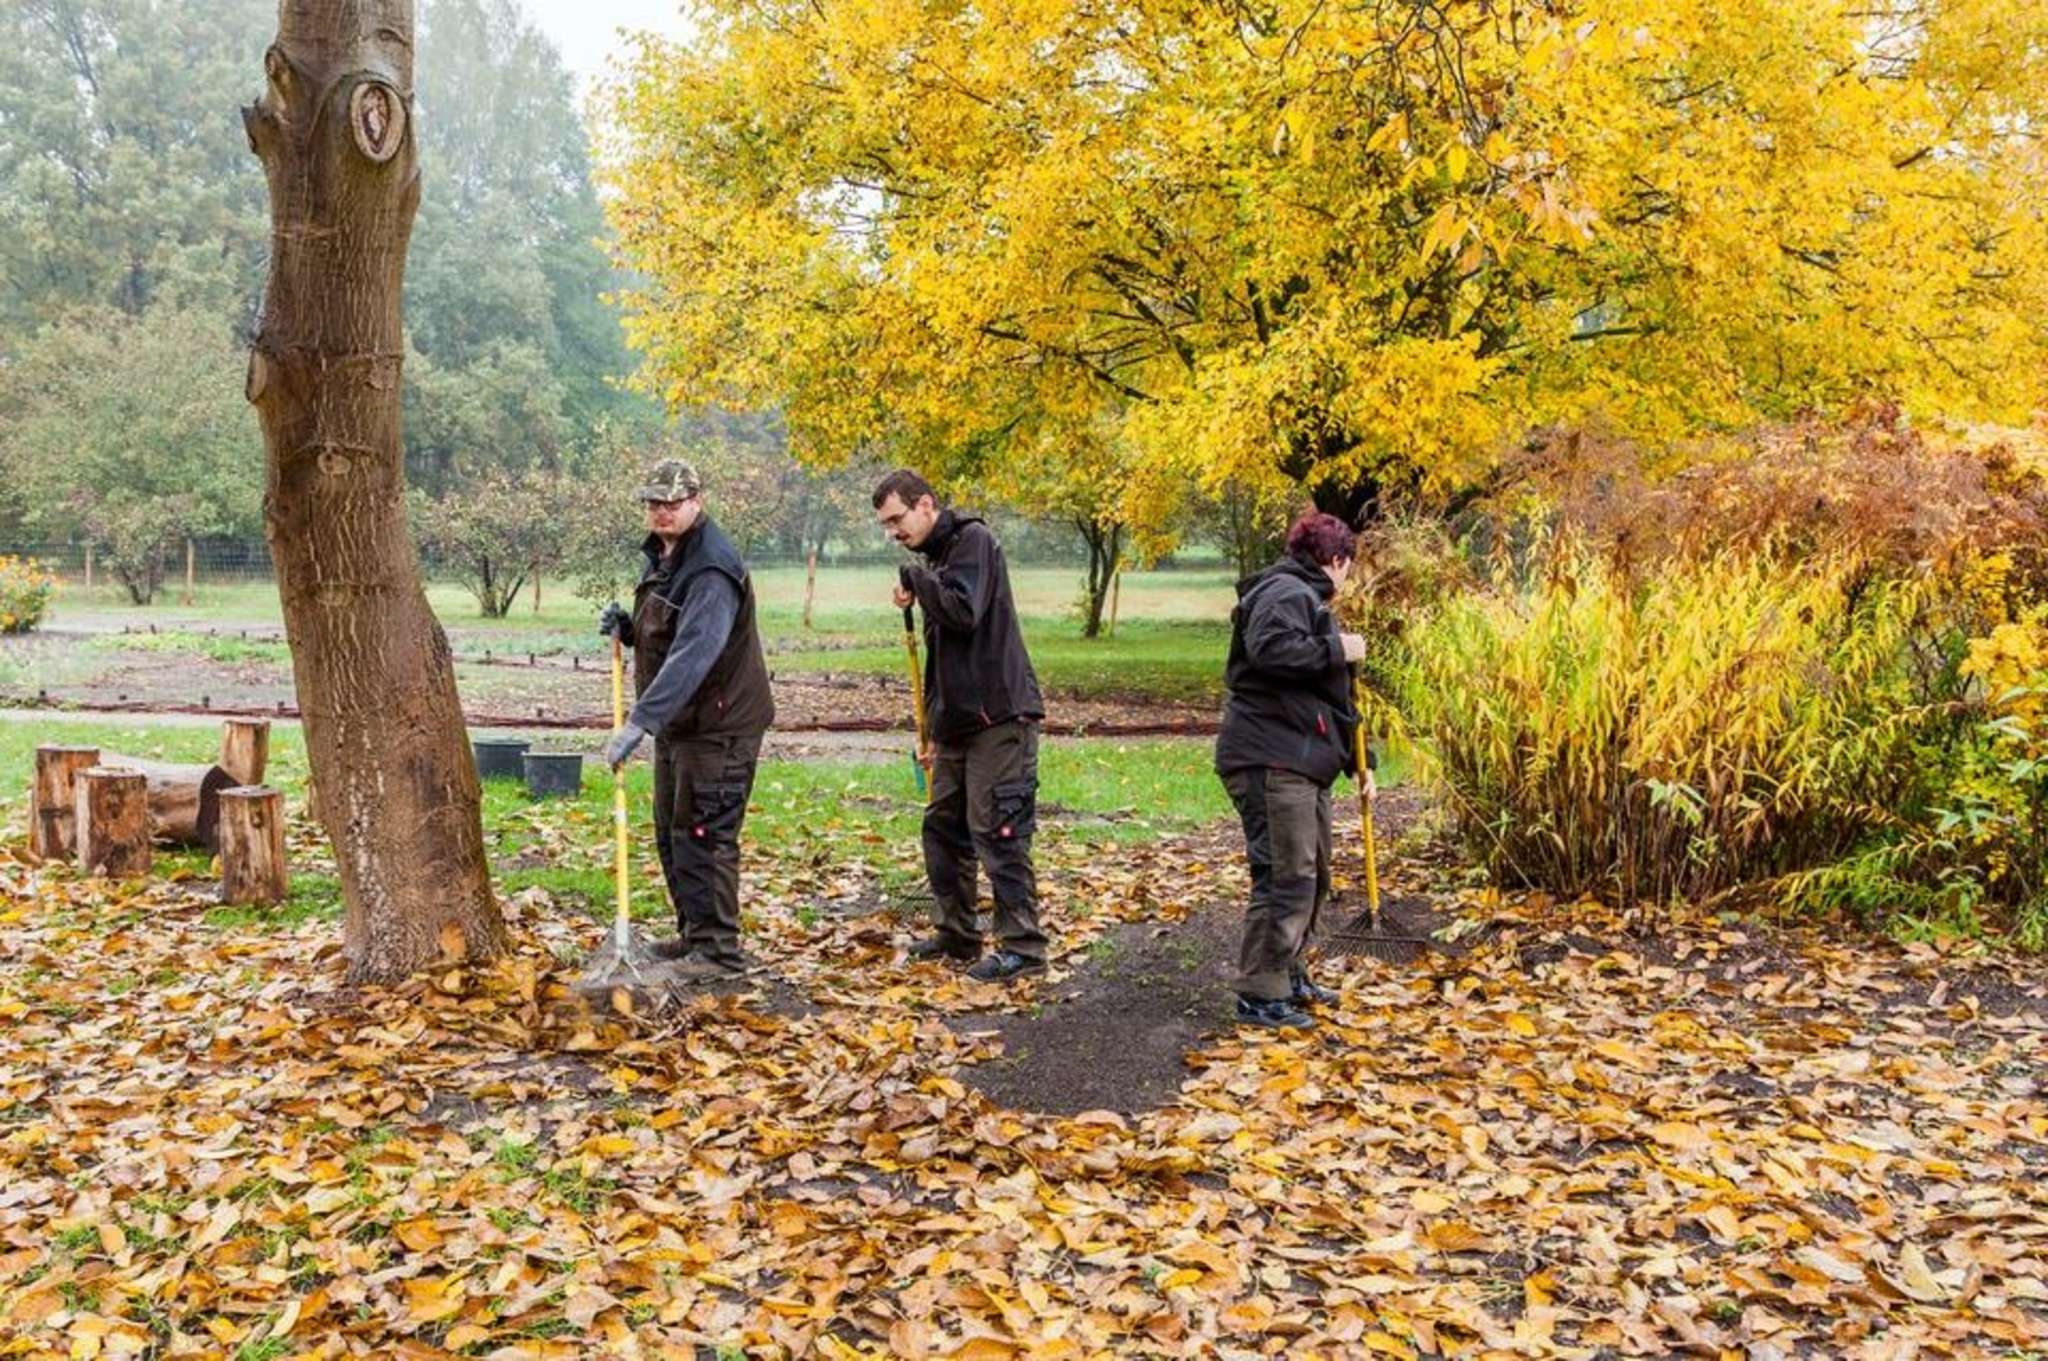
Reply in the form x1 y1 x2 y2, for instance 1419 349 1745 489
1214 510 1368 1029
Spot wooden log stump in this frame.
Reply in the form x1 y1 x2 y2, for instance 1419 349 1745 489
219 719 271 787
30 745 100 861
98 754 234 849
218 786 287 906
75 767 152 878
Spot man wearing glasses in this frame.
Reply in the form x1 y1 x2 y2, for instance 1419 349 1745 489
597 458 775 980
873 468 1049 983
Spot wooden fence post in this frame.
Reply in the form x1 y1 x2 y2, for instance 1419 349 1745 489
804 548 820 630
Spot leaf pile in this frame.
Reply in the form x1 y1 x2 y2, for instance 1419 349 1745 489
2 808 2045 1358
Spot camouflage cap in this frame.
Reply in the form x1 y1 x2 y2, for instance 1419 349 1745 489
636 459 702 502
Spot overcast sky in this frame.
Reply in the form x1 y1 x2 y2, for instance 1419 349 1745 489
518 0 693 98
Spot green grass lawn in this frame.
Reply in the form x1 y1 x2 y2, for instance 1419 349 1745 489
767 618 1230 702
3 714 1404 931
43 565 1235 633
3 716 1343 927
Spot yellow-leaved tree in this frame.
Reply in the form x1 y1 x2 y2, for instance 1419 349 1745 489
600 0 2048 537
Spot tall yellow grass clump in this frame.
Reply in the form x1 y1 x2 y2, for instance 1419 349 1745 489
1389 540 1943 907
1368 412 2048 946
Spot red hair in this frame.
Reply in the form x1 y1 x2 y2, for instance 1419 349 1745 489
1285 510 1355 567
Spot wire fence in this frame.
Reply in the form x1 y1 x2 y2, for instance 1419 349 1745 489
1 538 1227 592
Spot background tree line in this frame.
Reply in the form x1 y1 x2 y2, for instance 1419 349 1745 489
0 0 1185 622
0 0 644 603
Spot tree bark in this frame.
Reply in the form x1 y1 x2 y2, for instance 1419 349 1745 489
183 537 196 605
30 745 100 861
75 767 152 879
219 786 289 906
1076 519 1123 640
244 0 504 983
219 718 271 787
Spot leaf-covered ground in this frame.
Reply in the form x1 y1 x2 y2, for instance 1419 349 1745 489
2 793 2045 1360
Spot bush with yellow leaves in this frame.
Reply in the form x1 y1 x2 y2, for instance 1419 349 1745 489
0 556 55 635
1365 413 2048 950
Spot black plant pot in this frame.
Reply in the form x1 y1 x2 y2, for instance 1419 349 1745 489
471 736 530 781
523 751 584 799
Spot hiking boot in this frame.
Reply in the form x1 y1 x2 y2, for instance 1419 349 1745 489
965 950 1046 984
907 936 980 964
1291 967 1339 1008
666 951 750 983
1236 994 1317 1030
650 936 693 962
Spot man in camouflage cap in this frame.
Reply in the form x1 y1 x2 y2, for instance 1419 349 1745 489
637 459 700 503
597 456 775 980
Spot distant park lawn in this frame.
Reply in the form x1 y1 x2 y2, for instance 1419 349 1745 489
34 563 1240 704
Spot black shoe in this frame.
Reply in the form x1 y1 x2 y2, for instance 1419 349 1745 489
651 936 693 962
908 936 980 964
965 951 1046 984
1291 967 1339 1008
1236 995 1316 1030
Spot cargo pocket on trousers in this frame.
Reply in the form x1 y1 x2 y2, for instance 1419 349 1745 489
990 780 1037 842
689 782 748 848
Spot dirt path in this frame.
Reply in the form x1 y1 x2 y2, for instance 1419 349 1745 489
951 788 1434 1114
0 704 936 765
942 788 2046 1120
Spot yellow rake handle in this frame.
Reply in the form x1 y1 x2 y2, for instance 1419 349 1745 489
610 636 631 930
1351 669 1380 925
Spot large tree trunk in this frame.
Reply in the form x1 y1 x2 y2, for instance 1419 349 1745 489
243 0 504 983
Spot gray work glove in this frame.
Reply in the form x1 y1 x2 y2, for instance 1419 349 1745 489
603 722 646 770
598 601 634 645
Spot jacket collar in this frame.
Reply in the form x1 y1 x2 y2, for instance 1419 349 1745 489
915 508 971 560
1241 553 1335 601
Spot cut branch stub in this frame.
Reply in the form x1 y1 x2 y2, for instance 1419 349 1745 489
350 79 405 162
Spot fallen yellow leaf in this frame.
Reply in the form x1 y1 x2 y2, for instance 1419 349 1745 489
394 1217 445 1252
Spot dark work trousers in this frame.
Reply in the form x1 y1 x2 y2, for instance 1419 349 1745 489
922 719 1048 961
651 731 763 966
1223 766 1333 1000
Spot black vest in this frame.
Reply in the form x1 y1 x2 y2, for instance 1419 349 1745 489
631 516 775 738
